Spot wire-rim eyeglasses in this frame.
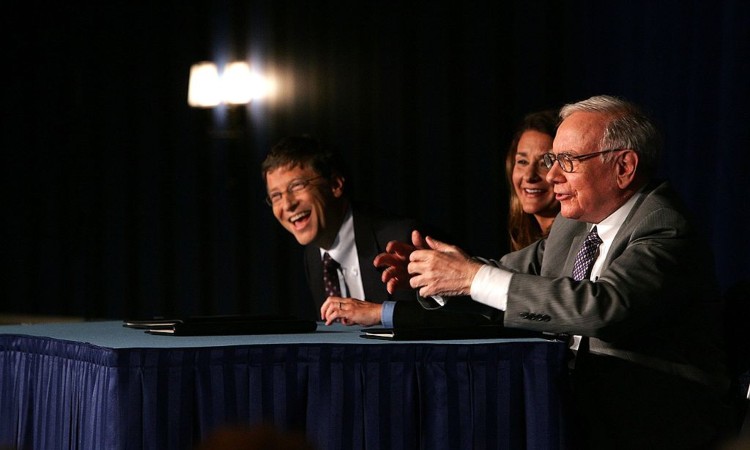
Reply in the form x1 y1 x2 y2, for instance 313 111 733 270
542 148 627 173
265 175 325 206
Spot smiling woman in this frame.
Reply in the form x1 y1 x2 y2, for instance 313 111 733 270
505 109 561 251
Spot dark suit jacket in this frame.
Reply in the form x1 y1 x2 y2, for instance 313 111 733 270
441 181 732 448
304 203 419 310
392 298 502 328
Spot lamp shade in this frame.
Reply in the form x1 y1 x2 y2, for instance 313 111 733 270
188 61 276 107
221 62 254 105
187 62 221 107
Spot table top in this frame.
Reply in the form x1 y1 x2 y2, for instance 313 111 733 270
0 320 549 349
0 321 572 450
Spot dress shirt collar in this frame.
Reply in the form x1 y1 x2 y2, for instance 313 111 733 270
319 207 365 298
322 206 355 263
587 191 642 280
592 192 640 242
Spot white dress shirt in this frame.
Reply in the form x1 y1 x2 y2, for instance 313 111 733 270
470 192 642 312
319 207 365 300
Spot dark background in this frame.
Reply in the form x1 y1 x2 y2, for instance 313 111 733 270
4 0 749 320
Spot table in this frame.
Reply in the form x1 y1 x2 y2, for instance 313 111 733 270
0 321 572 450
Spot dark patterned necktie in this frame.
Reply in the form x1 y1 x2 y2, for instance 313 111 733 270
572 226 603 281
322 252 341 297
571 226 602 359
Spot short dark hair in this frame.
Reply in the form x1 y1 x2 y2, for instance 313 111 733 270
261 136 348 183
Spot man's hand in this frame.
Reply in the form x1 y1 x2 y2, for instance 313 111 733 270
374 230 428 293
407 235 483 298
320 296 383 326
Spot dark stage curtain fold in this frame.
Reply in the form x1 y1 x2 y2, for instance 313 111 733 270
4 0 749 319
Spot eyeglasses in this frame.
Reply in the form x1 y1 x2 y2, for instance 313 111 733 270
542 148 627 173
265 175 325 206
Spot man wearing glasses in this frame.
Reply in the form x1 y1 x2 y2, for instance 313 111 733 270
262 136 421 320
378 95 732 448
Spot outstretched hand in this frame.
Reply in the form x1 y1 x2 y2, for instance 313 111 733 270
407 235 483 298
373 230 428 294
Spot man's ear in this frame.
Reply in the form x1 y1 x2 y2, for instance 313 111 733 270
329 174 346 198
615 150 639 189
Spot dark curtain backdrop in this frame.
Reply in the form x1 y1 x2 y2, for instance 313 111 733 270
4 0 749 320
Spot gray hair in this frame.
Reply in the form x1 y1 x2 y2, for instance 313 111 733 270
560 95 661 176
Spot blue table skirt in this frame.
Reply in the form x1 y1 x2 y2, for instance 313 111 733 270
0 321 572 450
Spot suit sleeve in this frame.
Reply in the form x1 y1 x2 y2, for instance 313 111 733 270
393 298 503 328
504 207 714 342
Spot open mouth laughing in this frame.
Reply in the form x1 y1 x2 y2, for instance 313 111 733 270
289 210 311 230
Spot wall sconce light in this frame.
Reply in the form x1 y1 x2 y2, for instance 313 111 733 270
188 62 221 107
188 61 275 108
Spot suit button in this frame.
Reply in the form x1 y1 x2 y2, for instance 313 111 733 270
519 312 530 319
542 315 551 322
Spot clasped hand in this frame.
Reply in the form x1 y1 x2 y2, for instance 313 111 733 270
374 230 483 298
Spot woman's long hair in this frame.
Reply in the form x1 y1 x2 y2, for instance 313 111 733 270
505 110 559 251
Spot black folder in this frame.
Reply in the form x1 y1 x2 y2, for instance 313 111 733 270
123 315 317 336
360 325 544 341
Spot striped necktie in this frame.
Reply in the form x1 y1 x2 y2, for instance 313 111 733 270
572 226 602 281
572 226 602 358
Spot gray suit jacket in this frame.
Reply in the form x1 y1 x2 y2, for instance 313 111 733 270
497 181 728 391
427 182 732 447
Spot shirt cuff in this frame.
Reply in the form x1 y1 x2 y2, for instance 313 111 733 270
381 301 396 328
469 265 512 311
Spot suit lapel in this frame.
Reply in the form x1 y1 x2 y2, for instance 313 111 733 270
601 182 658 270
352 208 388 302
304 245 326 309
